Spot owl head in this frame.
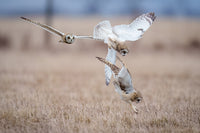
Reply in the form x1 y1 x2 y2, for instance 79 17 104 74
127 91 143 113
130 91 143 104
108 37 129 56
64 34 75 44
116 43 129 56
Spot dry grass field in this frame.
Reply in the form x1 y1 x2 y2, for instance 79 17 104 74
0 17 200 132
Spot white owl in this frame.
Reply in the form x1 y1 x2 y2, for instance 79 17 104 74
21 12 156 85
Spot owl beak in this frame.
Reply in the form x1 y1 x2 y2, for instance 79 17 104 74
131 103 138 114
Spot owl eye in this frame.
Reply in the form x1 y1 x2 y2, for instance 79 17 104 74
136 98 141 103
122 51 126 55
120 49 128 56
67 36 71 39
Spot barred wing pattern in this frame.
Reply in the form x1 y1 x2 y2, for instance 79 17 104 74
112 12 156 42
20 17 65 37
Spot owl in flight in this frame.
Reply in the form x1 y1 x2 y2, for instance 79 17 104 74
21 12 156 85
96 56 142 113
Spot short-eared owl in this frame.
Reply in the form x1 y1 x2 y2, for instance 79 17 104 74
96 56 142 113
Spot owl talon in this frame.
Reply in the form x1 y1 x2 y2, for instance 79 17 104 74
131 104 138 114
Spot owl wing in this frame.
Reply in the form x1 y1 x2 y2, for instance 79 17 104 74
75 35 94 39
74 20 114 42
118 67 134 94
93 20 114 43
105 48 117 85
112 12 156 42
20 17 65 37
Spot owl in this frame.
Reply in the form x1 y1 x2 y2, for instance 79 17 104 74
96 56 142 113
21 12 156 85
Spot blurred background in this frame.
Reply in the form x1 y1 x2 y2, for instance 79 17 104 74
1 0 200 17
0 0 200 52
0 1 200 132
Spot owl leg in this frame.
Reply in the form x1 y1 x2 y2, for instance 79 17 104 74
131 103 138 114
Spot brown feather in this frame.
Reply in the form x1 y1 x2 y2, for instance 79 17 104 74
96 57 120 75
20 17 64 37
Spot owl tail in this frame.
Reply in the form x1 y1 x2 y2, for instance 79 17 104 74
96 57 120 75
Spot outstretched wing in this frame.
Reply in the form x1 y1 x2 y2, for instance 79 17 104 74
75 35 94 39
105 48 117 85
96 57 120 76
118 67 134 94
75 21 113 41
20 17 65 37
112 12 156 42
93 20 113 43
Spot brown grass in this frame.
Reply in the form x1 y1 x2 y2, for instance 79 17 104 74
0 51 200 133
0 17 200 132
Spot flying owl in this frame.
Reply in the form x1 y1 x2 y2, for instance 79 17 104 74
21 12 156 85
96 56 142 113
